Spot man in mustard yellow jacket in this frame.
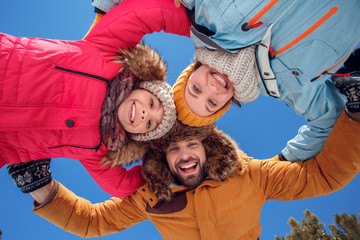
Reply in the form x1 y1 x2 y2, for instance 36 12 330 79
9 75 360 239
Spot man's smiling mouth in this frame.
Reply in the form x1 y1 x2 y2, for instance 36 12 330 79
179 162 198 174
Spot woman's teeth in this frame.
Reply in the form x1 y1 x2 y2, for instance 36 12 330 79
212 73 227 87
131 104 135 122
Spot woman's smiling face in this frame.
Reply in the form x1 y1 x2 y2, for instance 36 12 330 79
117 89 164 134
184 64 234 117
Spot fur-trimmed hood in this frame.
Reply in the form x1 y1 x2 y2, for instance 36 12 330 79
102 42 167 167
141 121 241 201
115 42 167 83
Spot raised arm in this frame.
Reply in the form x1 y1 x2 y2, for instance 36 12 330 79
7 158 148 238
279 79 346 161
32 181 148 238
85 0 191 56
257 110 360 200
79 158 145 197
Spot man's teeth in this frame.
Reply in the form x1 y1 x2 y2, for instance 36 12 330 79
212 73 226 87
180 162 196 170
131 104 135 122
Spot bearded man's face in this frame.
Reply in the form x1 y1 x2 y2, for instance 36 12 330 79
165 138 207 188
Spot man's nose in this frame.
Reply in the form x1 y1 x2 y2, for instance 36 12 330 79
178 149 192 161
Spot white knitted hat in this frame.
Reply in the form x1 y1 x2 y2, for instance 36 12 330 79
195 46 260 103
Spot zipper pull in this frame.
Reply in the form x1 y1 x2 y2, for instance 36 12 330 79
241 21 263 31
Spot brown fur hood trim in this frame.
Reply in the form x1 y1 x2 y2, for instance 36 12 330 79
142 121 241 201
102 140 149 167
102 43 166 168
115 42 167 82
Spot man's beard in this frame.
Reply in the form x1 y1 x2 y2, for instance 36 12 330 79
171 159 206 188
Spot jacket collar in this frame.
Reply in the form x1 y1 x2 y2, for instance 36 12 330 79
141 155 251 207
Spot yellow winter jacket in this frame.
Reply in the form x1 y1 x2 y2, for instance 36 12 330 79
34 112 360 240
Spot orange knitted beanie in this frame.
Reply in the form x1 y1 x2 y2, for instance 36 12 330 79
172 63 231 127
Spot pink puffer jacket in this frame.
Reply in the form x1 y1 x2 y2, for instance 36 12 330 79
0 0 191 197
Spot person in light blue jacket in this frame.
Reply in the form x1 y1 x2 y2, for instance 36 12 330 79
171 0 360 161
90 0 360 161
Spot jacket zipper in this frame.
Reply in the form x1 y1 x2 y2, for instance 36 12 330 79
242 0 279 31
55 66 110 85
273 7 338 56
49 142 102 153
311 49 353 82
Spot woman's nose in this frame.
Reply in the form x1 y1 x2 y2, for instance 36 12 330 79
141 110 147 121
208 81 219 92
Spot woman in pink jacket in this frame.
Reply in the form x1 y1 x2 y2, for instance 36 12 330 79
0 0 191 197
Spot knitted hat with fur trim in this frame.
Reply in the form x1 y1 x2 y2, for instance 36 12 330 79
116 43 177 141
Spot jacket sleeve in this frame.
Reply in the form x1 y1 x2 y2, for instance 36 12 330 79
33 181 148 238
79 158 145 197
85 0 191 57
280 80 346 161
254 111 360 200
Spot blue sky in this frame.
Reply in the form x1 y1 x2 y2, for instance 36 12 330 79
0 1 359 239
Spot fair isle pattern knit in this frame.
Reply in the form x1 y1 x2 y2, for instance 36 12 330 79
7 159 52 193
332 73 360 113
131 81 177 141
195 45 260 103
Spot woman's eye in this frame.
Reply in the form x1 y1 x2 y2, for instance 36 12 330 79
150 99 154 108
193 85 200 93
209 99 217 107
147 120 151 130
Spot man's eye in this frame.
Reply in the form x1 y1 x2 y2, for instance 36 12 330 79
150 99 154 108
193 85 200 93
168 147 177 152
147 120 151 130
188 142 197 147
209 99 217 107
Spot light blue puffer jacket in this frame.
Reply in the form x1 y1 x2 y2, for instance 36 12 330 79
182 0 360 161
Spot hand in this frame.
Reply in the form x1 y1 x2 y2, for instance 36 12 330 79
7 158 52 193
331 72 360 113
